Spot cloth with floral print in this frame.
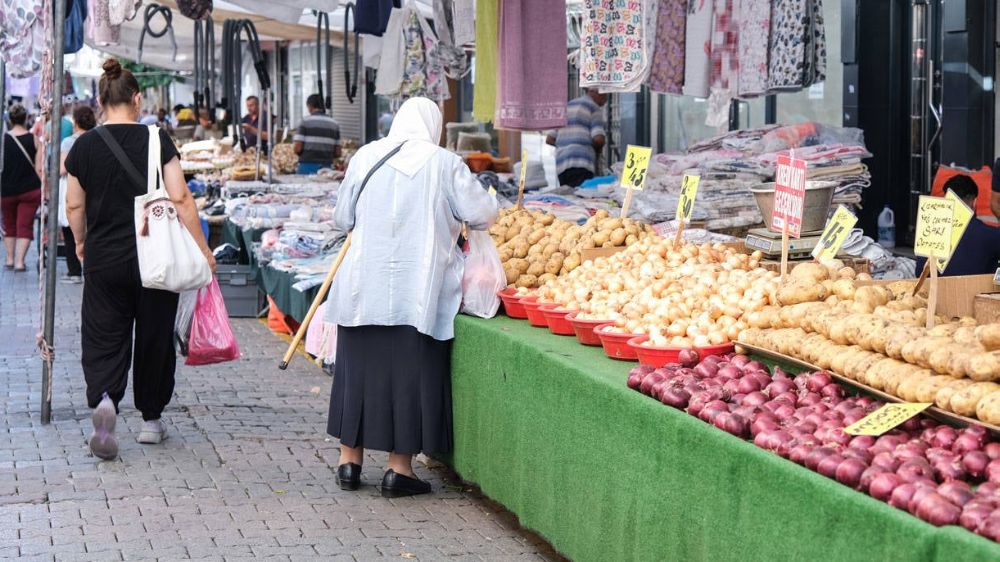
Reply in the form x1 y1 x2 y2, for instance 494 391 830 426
737 0 771 97
647 0 687 95
0 0 45 78
580 0 653 90
683 0 714 98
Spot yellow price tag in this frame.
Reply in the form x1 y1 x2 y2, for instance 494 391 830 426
844 403 932 436
914 195 954 259
488 186 497 197
620 145 652 191
675 175 700 221
935 190 974 273
811 205 858 261
519 148 528 188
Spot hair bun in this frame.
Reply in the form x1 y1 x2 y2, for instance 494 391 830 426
102 58 122 78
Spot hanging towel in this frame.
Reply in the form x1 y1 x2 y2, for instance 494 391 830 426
495 0 568 130
374 7 406 96
737 0 770 97
682 0 714 98
768 0 808 91
705 0 739 127
452 0 475 46
647 0 687 95
580 0 653 91
807 0 827 86
355 0 400 37
472 0 498 123
65 0 87 54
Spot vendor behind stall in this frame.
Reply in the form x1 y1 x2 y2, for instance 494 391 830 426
545 88 607 187
293 94 341 175
241 95 268 152
918 174 1000 276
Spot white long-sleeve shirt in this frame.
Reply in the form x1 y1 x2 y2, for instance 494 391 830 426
325 139 499 340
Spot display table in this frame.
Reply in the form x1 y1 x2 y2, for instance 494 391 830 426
221 219 268 271
258 266 318 324
448 315 1000 562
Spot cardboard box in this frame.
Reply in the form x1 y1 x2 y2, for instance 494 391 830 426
859 274 998 320
975 293 1000 324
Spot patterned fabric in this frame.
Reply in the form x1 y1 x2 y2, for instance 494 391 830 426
808 0 827 85
737 0 770 97
682 0 713 98
580 0 649 88
396 9 450 103
768 0 808 90
709 0 738 92
647 0 687 95
107 0 140 26
89 0 120 46
0 0 45 78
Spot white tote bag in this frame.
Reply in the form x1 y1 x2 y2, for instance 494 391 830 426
133 125 211 292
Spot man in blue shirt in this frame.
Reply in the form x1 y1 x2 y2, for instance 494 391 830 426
918 174 1000 276
545 89 607 187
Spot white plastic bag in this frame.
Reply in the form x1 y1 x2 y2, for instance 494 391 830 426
459 230 505 318
174 290 197 355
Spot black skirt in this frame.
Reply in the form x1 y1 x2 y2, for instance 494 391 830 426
327 325 454 455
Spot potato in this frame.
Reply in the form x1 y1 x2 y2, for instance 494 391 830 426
837 266 856 280
854 285 890 310
514 274 538 288
503 264 519 285
977 324 1000 351
591 229 611 246
976 391 1000 425
949 382 1000 417
610 228 627 246
832 279 856 300
954 326 979 346
776 280 829 306
915 375 955 403
967 352 1000 382
537 273 557 285
935 379 974 411
790 262 829 283
927 323 959 338
896 372 932 402
928 344 967 377
526 262 545 277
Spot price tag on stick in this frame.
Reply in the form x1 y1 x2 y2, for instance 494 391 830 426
935 190 974 273
811 205 858 261
620 145 651 218
674 174 699 245
914 195 954 259
844 403 932 436
771 155 807 239
515 148 529 209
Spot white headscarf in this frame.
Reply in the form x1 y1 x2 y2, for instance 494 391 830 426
384 97 443 177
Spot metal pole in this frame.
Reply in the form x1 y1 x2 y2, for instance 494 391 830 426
0 60 7 186
42 0 68 424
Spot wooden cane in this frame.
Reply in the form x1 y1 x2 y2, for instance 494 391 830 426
278 232 352 370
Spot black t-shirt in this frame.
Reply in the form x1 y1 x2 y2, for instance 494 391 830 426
1 132 41 196
65 125 179 272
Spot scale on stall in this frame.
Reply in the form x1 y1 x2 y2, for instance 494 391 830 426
744 227 826 258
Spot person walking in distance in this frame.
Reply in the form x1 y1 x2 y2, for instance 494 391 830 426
1 104 44 271
58 105 97 284
64 59 216 460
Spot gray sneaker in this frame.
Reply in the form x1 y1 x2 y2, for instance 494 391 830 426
89 394 118 460
137 419 167 444
61 275 82 284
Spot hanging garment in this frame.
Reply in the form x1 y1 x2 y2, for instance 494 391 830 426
808 0 827 86
737 0 770 97
89 0 119 45
107 0 140 26
580 0 654 91
647 0 687 95
431 0 470 79
0 0 45 78
682 0 714 98
768 0 808 91
374 8 406 96
495 0 568 130
471 0 498 123
355 0 399 37
705 0 739 127
451 0 475 46
65 0 87 54
177 0 212 21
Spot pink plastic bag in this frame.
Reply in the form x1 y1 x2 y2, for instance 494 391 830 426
185 278 241 366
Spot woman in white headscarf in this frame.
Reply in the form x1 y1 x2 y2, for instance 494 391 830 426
325 97 498 497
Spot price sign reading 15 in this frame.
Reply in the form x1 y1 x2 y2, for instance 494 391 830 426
812 205 858 261
621 145 652 191
676 174 700 222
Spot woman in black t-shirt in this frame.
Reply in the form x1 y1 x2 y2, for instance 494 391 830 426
64 59 216 461
1 104 43 271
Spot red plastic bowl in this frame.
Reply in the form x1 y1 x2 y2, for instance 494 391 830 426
567 312 609 346
540 304 575 336
498 288 528 319
627 336 736 367
521 297 550 328
696 342 736 357
595 323 640 361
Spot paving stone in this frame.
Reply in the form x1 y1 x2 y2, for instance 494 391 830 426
0 256 564 561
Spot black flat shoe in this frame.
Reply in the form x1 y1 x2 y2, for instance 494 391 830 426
336 463 362 491
380 469 431 498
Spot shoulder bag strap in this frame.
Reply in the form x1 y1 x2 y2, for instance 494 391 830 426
95 126 146 191
6 132 39 178
350 141 406 214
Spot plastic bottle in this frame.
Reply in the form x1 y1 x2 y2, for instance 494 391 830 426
877 205 896 249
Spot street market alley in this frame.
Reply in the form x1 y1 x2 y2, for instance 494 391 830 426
0 257 563 561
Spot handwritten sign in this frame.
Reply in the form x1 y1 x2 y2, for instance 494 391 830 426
621 145 652 191
914 195 955 259
844 403 932 436
935 190 974 273
519 148 528 188
811 205 858 261
676 175 700 222
771 155 808 238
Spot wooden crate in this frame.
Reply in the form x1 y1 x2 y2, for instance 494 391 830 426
975 293 1000 324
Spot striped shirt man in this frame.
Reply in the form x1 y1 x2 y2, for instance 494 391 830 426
294 95 342 168
547 91 607 187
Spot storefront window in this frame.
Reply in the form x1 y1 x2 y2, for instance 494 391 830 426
776 0 843 126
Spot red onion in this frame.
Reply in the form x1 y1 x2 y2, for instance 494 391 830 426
772 366 789 379
700 406 727 425
932 458 967 482
898 459 935 482
964 424 989 441
843 448 874 465
717 365 741 380
627 372 644 390
937 481 974 507
889 484 918 510
873 435 905 455
872 452 901 472
848 435 876 451
893 444 927 463
820 384 845 400
732 405 758 420
806 371 833 392
921 427 937 442
744 360 766 373
789 443 813 465
751 417 781 437
869 472 903 501
722 379 741 398
901 417 922 432
908 485 937 515
765 379 796 397
794 421 818 435
978 482 1000 496
805 447 837 471
751 372 773 389
804 413 825 427
925 447 953 463
677 348 700 368
660 388 691 409
816 453 846 479
836 457 868 489
693 362 718 379
987 459 1000 483
773 403 796 421
963 451 991 481
952 434 983 455
916 493 961 526
742 391 768 408
960 504 993 532
980 515 1000 541
772 391 798 406
725 413 749 438
985 443 1000 460
798 392 822 407
650 381 671 401
729 353 749 368
931 426 958 449
639 373 665 395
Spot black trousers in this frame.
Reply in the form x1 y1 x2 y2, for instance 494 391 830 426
62 227 81 276
558 167 595 187
81 258 179 420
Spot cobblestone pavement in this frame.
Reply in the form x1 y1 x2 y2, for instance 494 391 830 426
0 255 564 561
